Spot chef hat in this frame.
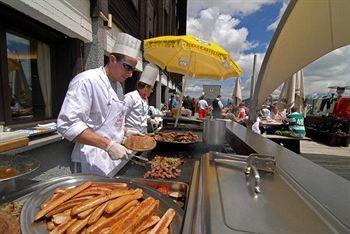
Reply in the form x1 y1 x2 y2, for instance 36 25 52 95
139 63 159 87
135 50 143 72
112 33 141 59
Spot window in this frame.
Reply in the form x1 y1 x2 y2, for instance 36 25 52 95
4 32 52 123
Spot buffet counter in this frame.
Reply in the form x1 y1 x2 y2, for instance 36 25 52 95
1 125 349 233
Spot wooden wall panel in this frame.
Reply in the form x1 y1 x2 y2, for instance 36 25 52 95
109 0 140 38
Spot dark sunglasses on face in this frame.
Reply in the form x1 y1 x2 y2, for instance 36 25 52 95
120 60 135 72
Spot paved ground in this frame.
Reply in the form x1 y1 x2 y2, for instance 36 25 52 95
300 140 350 181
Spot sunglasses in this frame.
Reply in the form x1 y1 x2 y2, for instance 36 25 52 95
120 60 135 72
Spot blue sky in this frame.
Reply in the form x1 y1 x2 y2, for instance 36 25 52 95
185 0 350 100
238 2 282 54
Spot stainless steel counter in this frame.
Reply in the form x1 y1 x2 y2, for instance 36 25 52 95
193 152 334 233
221 122 350 233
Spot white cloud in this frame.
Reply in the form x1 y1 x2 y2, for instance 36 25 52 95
187 8 256 57
267 1 289 31
302 45 350 95
188 0 277 17
268 45 350 97
186 6 267 100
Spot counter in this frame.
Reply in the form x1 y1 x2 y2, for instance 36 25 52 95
2 125 349 233
220 121 350 233
3 133 63 155
1 133 75 201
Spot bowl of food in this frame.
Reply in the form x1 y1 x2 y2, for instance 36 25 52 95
124 135 157 152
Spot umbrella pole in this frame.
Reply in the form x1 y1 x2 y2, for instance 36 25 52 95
174 75 188 127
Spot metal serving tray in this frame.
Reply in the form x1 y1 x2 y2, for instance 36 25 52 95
20 174 184 234
0 155 40 182
133 178 189 210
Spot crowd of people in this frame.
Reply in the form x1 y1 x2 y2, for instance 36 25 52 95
164 94 305 139
255 104 306 138
164 94 248 123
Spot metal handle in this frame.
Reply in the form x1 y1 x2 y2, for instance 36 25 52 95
245 165 261 193
213 155 261 193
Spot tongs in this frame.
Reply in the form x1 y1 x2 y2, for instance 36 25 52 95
128 152 149 167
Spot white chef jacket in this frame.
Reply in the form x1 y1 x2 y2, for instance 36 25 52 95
124 90 149 134
57 67 125 176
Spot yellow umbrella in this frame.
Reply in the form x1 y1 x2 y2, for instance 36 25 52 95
144 35 241 126
144 35 241 79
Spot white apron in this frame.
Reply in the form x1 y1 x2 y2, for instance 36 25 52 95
124 90 149 134
72 70 125 176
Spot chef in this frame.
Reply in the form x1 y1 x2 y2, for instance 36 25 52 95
124 63 159 134
57 33 142 176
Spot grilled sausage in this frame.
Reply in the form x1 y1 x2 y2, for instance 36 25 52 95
35 181 92 221
105 192 143 214
115 200 139 216
86 205 136 234
135 215 160 233
46 199 87 217
87 202 108 225
73 190 108 198
110 197 159 233
41 193 62 209
148 208 175 234
71 189 139 216
50 218 77 234
66 214 91 234
71 194 109 216
52 209 71 225
77 207 96 219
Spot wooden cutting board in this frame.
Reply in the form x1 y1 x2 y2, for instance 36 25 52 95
0 138 29 152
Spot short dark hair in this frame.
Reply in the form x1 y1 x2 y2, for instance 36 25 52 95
291 106 297 112
136 81 151 90
217 95 221 98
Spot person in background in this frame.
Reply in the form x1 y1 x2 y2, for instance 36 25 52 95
198 96 208 118
287 106 306 137
147 105 162 132
237 103 246 119
124 63 159 134
270 104 285 121
57 33 141 176
191 97 197 116
169 95 174 110
183 95 192 111
174 94 180 108
260 105 271 119
170 94 179 110
161 102 168 111
252 116 262 134
212 95 224 118
222 103 234 118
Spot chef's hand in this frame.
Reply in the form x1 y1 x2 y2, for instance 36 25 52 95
105 141 132 160
125 128 145 137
